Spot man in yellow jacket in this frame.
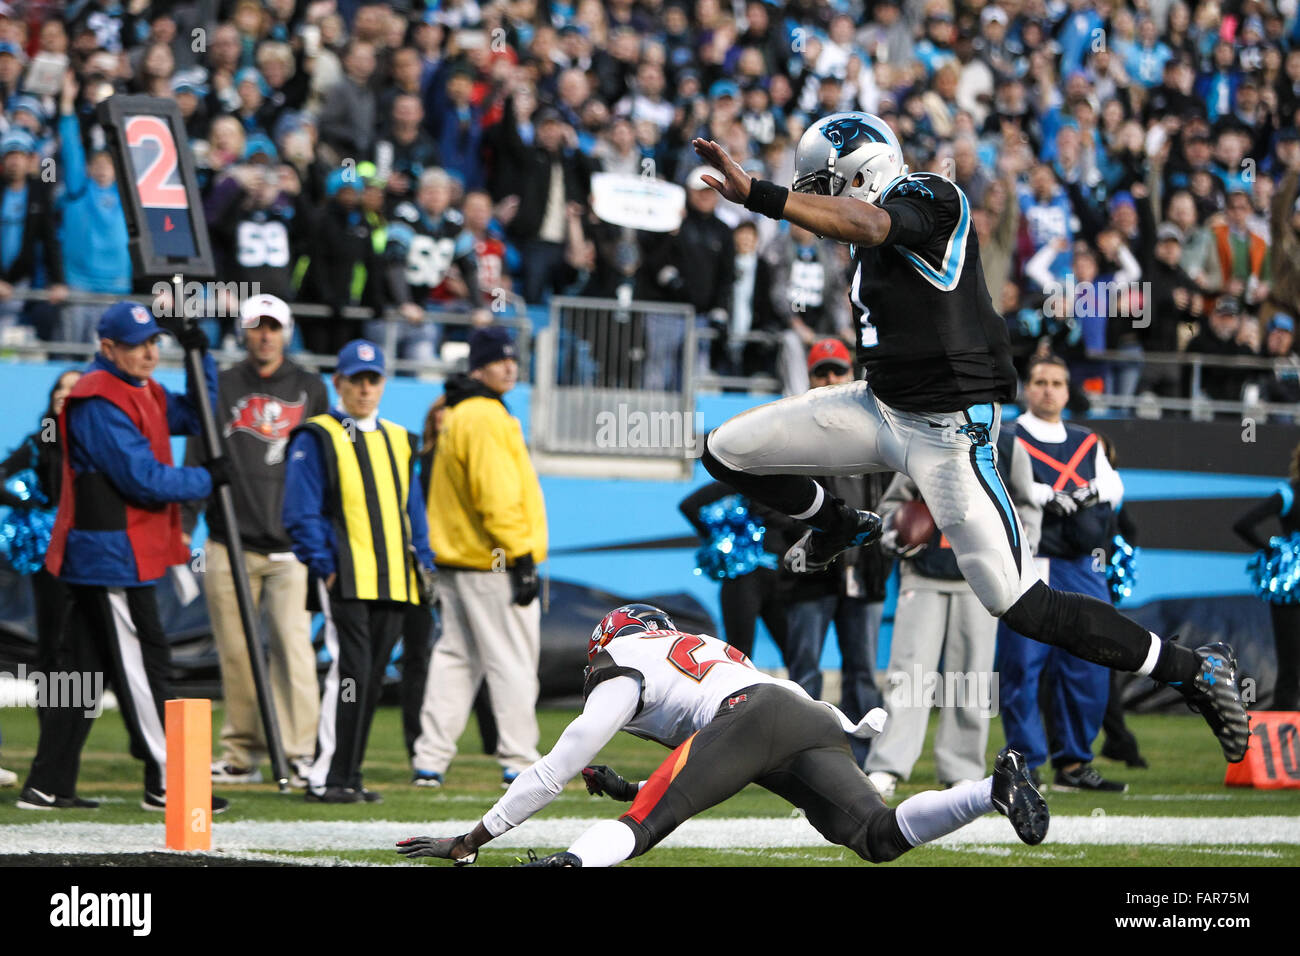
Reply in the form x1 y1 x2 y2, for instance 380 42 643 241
413 326 548 787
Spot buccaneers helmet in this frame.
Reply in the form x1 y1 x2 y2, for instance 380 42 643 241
587 604 677 660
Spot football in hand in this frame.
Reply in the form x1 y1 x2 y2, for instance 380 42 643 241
893 498 936 549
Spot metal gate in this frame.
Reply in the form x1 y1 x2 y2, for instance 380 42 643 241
532 296 699 478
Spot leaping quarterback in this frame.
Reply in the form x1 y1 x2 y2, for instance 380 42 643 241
690 113 1248 764
396 604 1049 866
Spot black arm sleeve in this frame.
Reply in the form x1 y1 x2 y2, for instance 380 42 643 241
1233 493 1283 551
880 197 939 248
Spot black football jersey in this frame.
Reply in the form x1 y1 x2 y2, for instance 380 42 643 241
850 172 1018 412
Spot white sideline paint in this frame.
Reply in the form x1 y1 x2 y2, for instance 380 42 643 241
0 816 1298 855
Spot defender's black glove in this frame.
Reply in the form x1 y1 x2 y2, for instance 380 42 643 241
203 456 232 490
1044 491 1079 516
582 765 638 801
510 553 539 606
175 322 209 354
395 834 477 865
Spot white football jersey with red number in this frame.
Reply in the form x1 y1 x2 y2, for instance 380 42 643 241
586 630 809 748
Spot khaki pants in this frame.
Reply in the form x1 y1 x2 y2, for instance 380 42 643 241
204 540 319 767
412 568 541 775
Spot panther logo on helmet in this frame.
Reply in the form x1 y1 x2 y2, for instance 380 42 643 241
793 111 908 208
587 603 677 660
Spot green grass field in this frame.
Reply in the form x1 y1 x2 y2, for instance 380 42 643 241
1 702 1298 866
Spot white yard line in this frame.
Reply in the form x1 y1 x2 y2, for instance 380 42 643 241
1 815 1298 854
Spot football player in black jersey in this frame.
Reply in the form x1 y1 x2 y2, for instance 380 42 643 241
691 113 1249 765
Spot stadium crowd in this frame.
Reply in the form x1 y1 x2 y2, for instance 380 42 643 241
0 0 1290 403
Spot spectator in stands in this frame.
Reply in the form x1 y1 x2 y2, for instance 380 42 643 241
425 62 486 190
378 93 440 202
1270 160 1300 320
1260 312 1300 409
1164 189 1217 286
413 326 547 788
298 167 384 357
1137 222 1205 398
185 295 327 788
1186 294 1256 403
318 40 378 163
0 127 66 337
783 339 891 766
502 106 594 304
206 136 314 307
55 71 126 345
1209 188 1272 308
284 339 435 803
762 222 851 394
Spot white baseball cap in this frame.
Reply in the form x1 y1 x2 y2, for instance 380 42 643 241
239 293 294 338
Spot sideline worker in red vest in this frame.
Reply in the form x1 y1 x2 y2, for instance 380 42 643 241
18 301 231 814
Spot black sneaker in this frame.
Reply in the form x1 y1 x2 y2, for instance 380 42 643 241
1053 764 1127 793
141 791 230 813
1182 642 1250 763
16 787 100 810
305 785 362 804
991 749 1050 846
1100 738 1149 769
784 508 882 574
520 850 582 867
359 787 383 804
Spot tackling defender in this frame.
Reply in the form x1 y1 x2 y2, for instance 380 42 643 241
688 114 1248 764
396 604 1048 867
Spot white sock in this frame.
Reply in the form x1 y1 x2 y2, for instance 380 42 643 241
566 818 637 867
790 483 824 521
894 778 994 847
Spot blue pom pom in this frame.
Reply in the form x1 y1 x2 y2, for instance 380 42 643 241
1106 534 1139 603
694 495 778 580
0 465 54 575
1248 532 1300 605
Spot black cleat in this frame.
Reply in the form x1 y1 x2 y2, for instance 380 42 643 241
520 851 582 867
359 787 383 804
1053 764 1128 793
304 786 363 804
142 791 229 813
1183 643 1250 763
16 787 99 810
784 509 882 574
991 749 1050 846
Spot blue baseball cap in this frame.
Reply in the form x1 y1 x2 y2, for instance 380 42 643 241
0 40 25 60
244 133 278 163
326 166 363 197
337 339 385 377
1270 313 1295 334
0 127 34 155
234 67 270 98
709 80 739 100
97 301 164 345
171 69 209 97
8 94 44 124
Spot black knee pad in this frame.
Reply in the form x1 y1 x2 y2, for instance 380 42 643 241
857 808 913 864
1002 580 1053 635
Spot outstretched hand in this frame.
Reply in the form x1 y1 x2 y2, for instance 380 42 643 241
395 834 477 865
691 138 751 205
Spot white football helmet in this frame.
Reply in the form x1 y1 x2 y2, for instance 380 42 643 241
792 112 908 206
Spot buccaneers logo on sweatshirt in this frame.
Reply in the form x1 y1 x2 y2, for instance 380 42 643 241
225 393 307 465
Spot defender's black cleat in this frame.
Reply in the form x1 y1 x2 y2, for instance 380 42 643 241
520 851 582 867
784 509 882 574
1183 643 1250 763
991 749 1050 846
